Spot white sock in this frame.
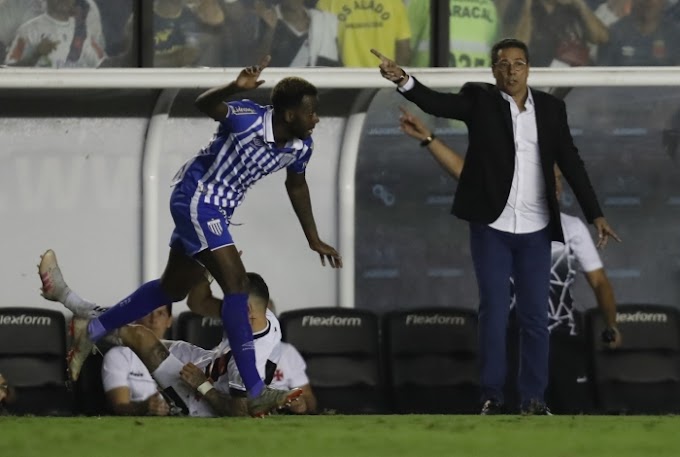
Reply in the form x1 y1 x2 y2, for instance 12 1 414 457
63 290 108 318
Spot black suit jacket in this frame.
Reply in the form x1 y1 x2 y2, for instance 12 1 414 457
401 79 603 242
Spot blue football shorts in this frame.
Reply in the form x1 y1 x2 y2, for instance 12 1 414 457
169 181 236 256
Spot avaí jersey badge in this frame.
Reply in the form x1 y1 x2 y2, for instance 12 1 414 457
207 218 223 236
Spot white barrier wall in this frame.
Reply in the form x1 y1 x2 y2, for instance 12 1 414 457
0 90 153 314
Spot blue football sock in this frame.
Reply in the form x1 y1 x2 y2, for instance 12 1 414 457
221 293 265 397
88 279 173 341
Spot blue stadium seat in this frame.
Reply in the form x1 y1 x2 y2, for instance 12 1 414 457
0 307 73 415
173 312 224 350
383 308 479 414
586 304 680 414
279 308 387 414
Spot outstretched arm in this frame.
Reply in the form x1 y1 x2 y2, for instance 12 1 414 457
399 107 465 179
584 268 621 348
371 48 410 87
591 217 621 249
514 0 533 44
371 48 474 120
195 55 271 121
285 170 342 268
569 0 609 44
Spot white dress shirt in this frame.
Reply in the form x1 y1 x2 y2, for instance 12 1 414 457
399 78 549 233
490 90 549 233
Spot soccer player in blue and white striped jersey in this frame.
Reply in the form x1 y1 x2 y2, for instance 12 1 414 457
40 56 341 417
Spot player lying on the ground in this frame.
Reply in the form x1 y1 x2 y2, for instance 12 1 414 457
188 276 317 414
39 249 301 417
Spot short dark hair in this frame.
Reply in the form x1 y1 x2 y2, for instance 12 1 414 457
271 77 318 113
490 38 530 65
246 272 270 306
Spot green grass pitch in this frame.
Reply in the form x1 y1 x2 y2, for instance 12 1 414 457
2 415 679 457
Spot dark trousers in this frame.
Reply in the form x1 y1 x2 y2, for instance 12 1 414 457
469 223 551 407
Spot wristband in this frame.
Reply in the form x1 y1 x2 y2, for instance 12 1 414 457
203 270 214 284
196 381 215 396
420 133 436 147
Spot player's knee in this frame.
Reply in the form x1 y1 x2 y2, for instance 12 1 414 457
159 278 191 302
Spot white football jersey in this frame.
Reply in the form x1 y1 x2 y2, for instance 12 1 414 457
269 342 310 390
101 346 158 402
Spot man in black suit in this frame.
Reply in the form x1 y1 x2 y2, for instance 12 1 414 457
371 39 620 415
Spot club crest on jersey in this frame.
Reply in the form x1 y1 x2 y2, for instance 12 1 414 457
230 105 256 116
207 218 223 236
252 137 264 147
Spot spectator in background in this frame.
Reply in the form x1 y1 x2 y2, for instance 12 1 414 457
0 372 17 415
0 0 43 62
597 0 680 66
101 305 173 416
316 0 411 67
75 0 105 53
255 0 340 67
184 0 228 67
588 0 631 60
153 0 201 67
593 0 631 26
0 0 104 63
408 0 500 67
4 0 106 67
93 0 136 65
514 0 609 67
219 0 266 67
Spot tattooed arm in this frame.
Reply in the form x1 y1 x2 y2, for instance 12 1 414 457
179 363 245 417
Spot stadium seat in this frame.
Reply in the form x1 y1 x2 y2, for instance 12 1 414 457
0 308 73 415
586 304 680 414
173 312 224 350
383 308 480 414
547 328 595 415
72 344 112 416
506 309 595 414
278 308 387 414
